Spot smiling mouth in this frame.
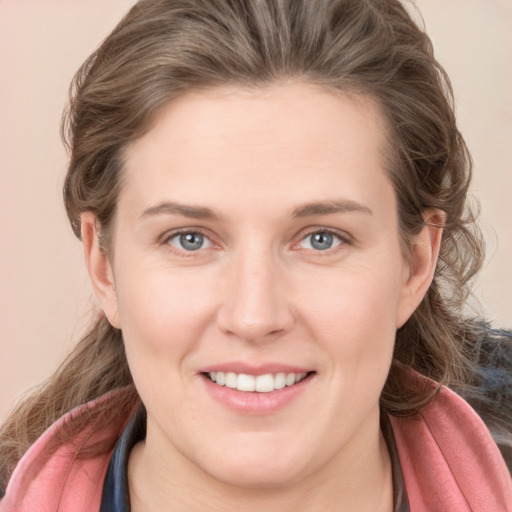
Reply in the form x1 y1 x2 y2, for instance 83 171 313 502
203 371 314 393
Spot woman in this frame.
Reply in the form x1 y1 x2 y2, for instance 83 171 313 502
1 0 511 510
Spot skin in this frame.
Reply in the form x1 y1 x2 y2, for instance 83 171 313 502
82 82 443 511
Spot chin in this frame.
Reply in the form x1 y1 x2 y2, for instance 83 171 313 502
198 439 313 489
210 461 305 489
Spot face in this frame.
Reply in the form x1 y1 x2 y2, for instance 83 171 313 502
90 83 428 488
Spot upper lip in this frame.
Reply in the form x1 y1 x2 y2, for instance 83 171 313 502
198 362 314 375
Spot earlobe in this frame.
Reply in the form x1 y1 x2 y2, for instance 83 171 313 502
81 213 121 328
396 209 445 328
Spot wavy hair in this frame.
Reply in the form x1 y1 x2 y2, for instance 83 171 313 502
0 0 488 489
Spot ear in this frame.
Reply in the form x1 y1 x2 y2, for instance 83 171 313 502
396 209 445 328
81 213 121 328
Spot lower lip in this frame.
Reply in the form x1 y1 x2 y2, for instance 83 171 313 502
201 374 314 415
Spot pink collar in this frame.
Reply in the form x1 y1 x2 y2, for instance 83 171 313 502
391 371 512 511
0 388 135 511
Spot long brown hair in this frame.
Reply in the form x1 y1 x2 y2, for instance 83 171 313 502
0 0 487 489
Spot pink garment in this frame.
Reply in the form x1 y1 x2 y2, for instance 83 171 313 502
1 372 511 512
391 373 512 511
0 389 134 512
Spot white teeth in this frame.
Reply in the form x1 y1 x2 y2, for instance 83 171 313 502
237 373 255 392
225 372 237 389
255 374 274 393
207 371 309 392
285 373 296 386
274 372 286 390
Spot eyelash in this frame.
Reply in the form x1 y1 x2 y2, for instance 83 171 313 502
161 227 351 256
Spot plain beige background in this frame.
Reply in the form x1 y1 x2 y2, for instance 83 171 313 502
1 0 511 420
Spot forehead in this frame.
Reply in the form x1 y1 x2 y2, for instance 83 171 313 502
127 82 389 158
121 83 393 216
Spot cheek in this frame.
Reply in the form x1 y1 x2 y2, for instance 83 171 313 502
116 263 214 333
303 257 403 326
114 267 218 373
297 257 403 373
115 268 220 419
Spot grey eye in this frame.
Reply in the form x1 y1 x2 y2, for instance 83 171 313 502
300 231 342 251
310 232 333 250
168 232 211 251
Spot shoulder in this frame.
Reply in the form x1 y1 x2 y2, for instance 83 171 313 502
390 366 512 510
0 388 135 512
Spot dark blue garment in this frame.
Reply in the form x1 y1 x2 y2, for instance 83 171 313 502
99 409 410 512
100 409 146 512
458 326 512 472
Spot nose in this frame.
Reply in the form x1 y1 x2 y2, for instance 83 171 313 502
216 247 294 343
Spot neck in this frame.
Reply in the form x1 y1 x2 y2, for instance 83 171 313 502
128 415 393 512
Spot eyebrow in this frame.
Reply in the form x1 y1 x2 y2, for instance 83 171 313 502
139 198 372 221
139 201 219 220
291 200 373 218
